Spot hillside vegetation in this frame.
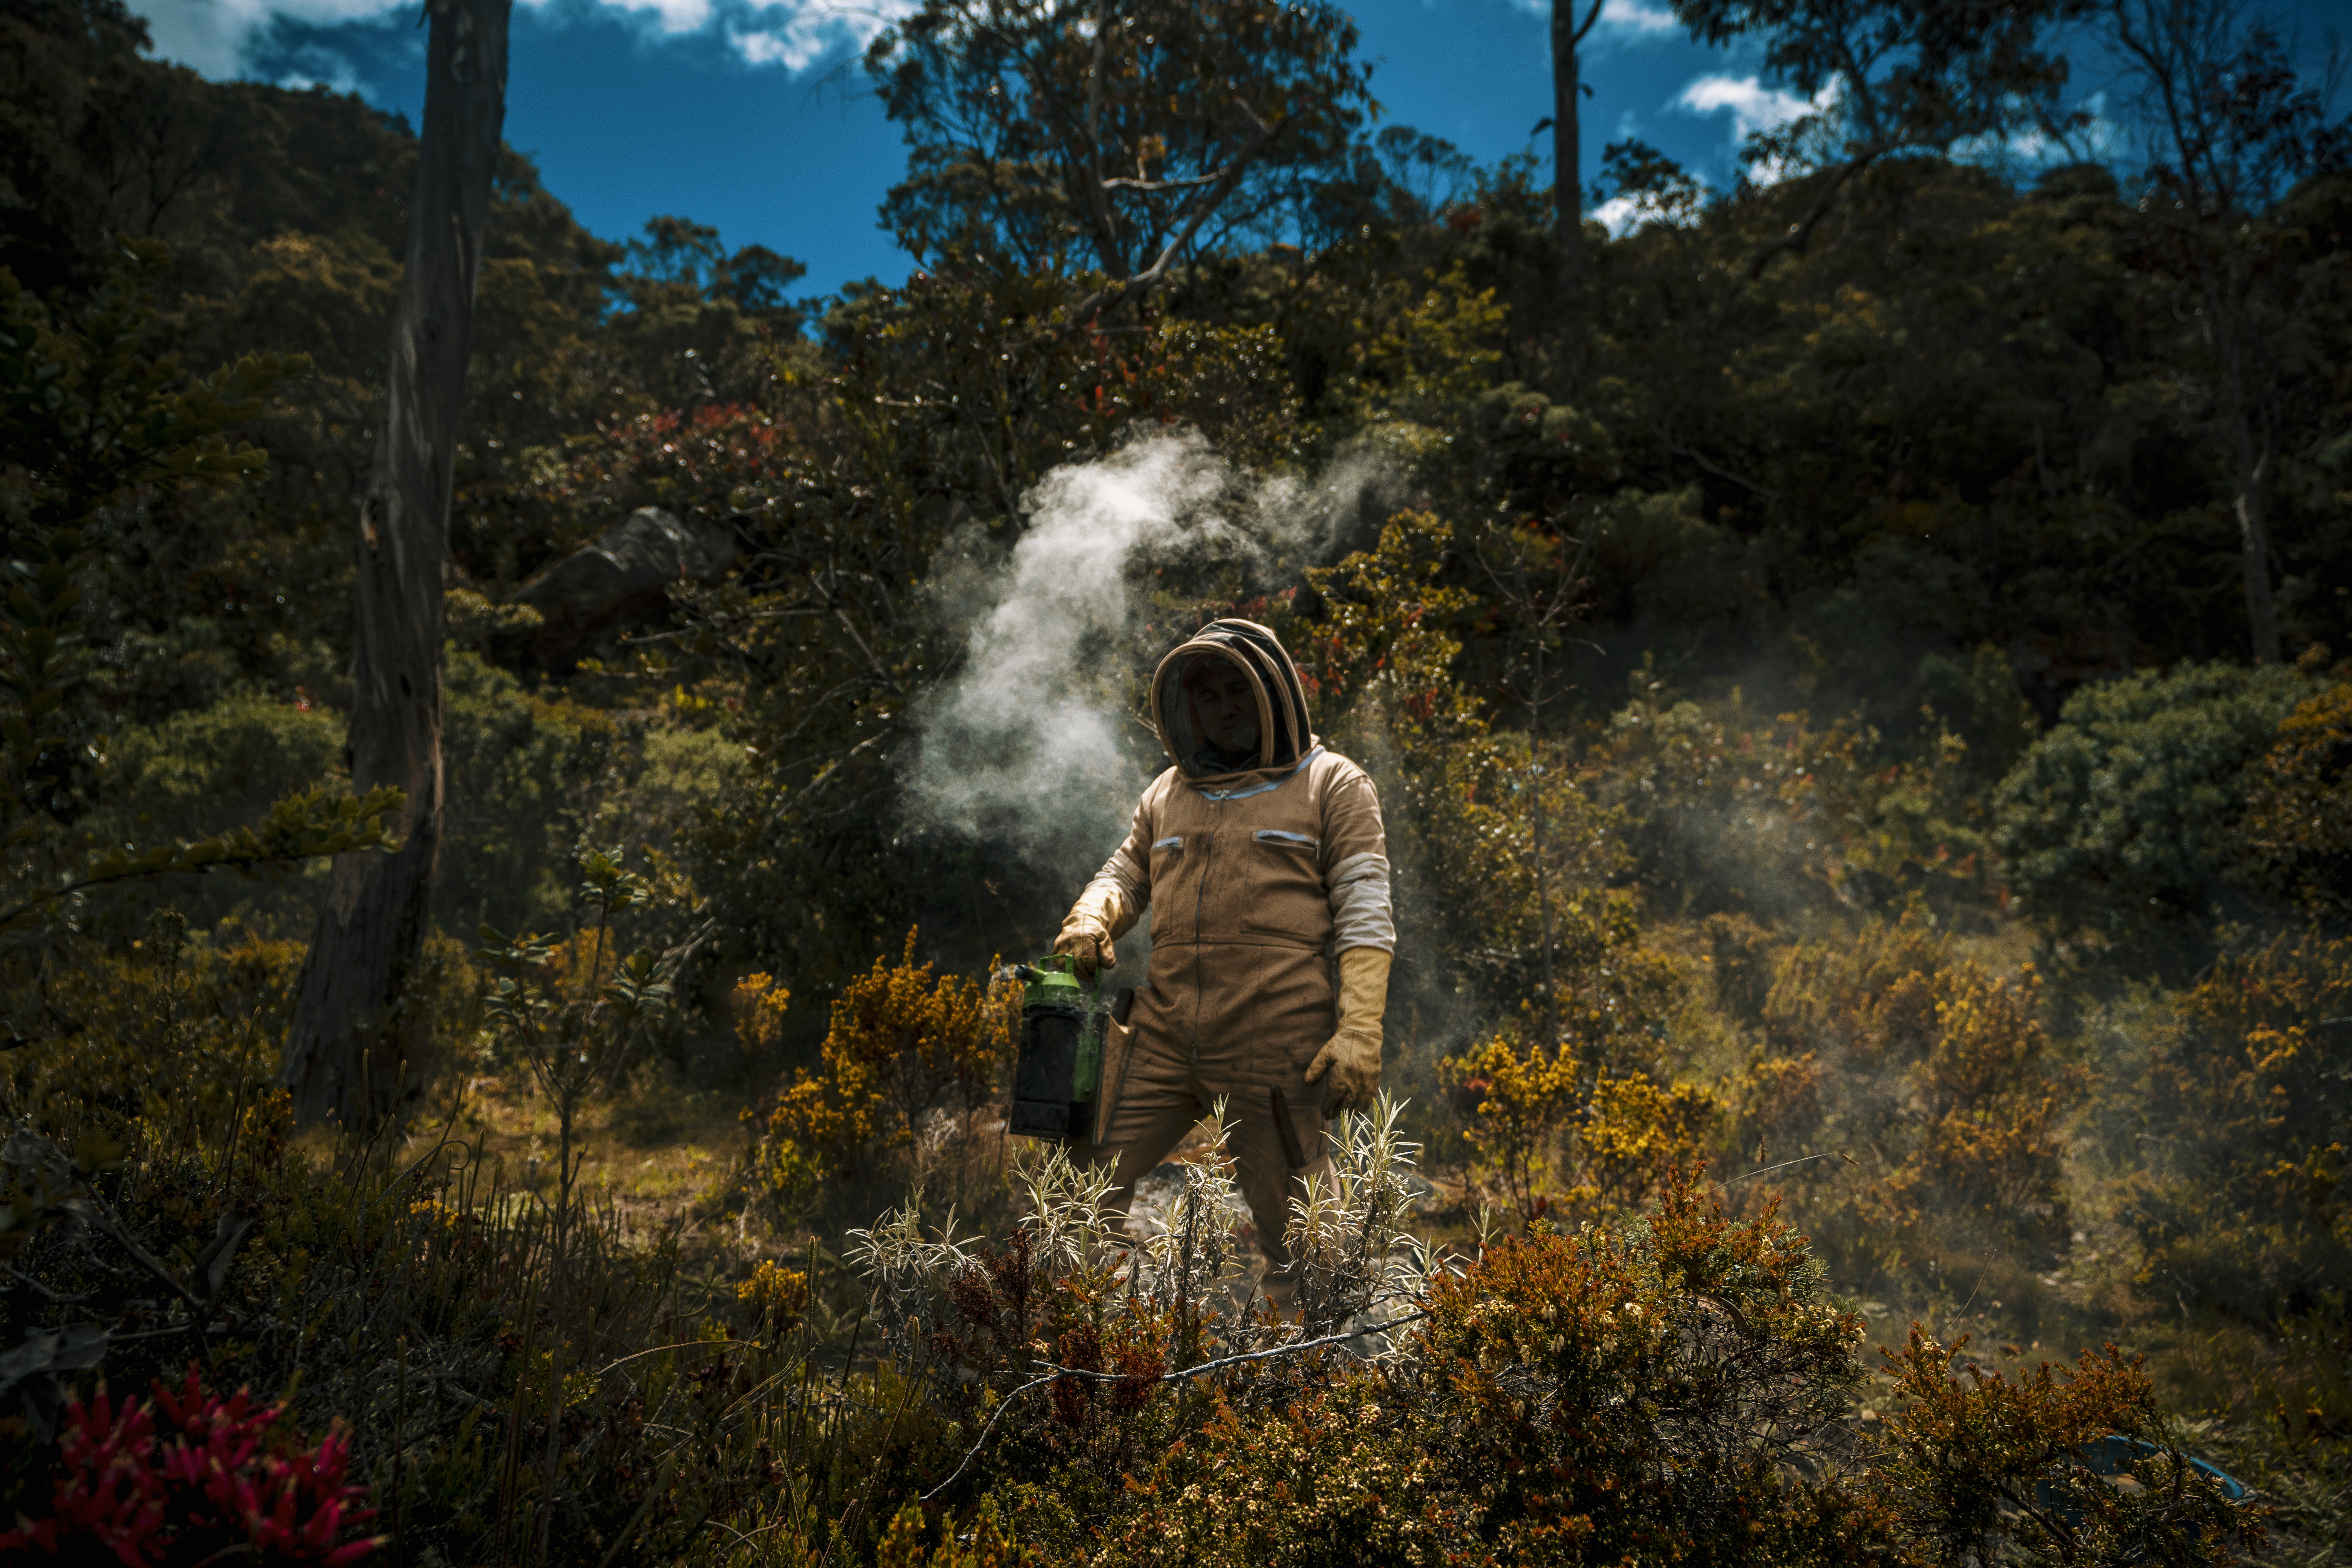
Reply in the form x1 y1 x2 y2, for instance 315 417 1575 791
1 0 2348 1561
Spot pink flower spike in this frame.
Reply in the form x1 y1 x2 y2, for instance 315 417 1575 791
15 1368 377 1565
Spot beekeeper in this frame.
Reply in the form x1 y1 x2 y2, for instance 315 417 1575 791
1053 618 1393 1303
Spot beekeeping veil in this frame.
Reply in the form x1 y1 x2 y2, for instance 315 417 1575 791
1149 619 1318 785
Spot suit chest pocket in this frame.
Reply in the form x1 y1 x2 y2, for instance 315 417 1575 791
1239 828 1328 942
1148 833 1198 922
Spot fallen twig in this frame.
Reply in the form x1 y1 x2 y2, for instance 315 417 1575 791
1043 1310 1434 1386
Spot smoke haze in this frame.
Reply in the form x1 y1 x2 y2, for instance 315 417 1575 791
907 434 1243 887
906 431 1402 899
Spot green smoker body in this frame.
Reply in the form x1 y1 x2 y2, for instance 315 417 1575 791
1007 953 1104 1143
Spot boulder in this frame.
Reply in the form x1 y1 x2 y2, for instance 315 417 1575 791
506 507 736 669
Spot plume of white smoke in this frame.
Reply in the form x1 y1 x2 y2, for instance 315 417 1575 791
906 430 1407 910
908 434 1241 879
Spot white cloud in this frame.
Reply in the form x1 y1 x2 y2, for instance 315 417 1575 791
1591 192 1643 236
1671 73 1824 141
130 0 899 84
138 0 402 77
1590 181 1701 235
1594 0 1678 40
731 0 911 68
1951 92 2120 174
270 36 369 91
595 0 712 35
1670 72 1841 178
1508 0 1679 45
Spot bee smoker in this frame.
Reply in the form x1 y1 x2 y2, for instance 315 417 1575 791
1004 954 1102 1143
1004 954 1142 1145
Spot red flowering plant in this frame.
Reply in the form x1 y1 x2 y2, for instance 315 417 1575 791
0 1367 379 1566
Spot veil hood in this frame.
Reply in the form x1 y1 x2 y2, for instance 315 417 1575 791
1149 619 1319 787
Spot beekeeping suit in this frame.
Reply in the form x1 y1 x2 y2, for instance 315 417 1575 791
1053 619 1394 1305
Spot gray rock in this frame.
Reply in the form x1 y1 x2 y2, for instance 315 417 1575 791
507 507 736 669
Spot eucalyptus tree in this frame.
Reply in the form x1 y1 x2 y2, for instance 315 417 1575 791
282 0 514 1129
1536 0 1611 298
1670 0 2087 274
2105 0 2350 664
864 0 1374 327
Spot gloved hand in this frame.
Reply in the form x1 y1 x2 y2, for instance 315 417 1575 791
1306 946 1391 1117
1056 851 1140 980
1054 920 1118 981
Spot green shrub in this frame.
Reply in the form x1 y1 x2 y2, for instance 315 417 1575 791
80 692 346 934
437 652 744 942
1992 661 2313 960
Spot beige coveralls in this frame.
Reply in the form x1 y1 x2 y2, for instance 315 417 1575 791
1065 621 1395 1294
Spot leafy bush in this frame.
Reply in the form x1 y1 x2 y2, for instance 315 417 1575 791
1733 915 2082 1294
1442 1038 1721 1226
730 969 793 1086
78 694 345 934
1992 661 2314 958
6 911 302 1153
748 929 1011 1221
2229 674 2352 923
1390 1176 1879 1566
1875 1328 2261 1566
1588 680 1997 926
851 1098 1432 1541
2124 927 2352 1321
844 1137 2258 1568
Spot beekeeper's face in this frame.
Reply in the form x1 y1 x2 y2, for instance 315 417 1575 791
1189 659 1260 758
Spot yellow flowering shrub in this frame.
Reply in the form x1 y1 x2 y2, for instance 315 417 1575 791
1443 1036 1722 1224
735 1258 809 1329
731 970 791 1085
1724 914 2080 1290
747 929 1011 1217
2129 927 2352 1319
1441 1033 1579 1221
1912 961 2076 1234
1570 1069 1723 1216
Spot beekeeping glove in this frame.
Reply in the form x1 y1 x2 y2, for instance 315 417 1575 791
1054 862 1136 981
1054 920 1117 981
1306 946 1390 1117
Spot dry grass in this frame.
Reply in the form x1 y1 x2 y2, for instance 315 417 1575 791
417 1072 748 1227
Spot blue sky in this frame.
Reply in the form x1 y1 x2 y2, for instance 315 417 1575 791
124 0 1823 294
123 0 2332 299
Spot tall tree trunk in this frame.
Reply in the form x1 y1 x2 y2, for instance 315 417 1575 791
2231 419 2280 664
281 0 512 1128
2210 256 2281 665
1552 0 1584 295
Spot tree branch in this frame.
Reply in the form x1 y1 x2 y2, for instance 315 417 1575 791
1057 95 1284 335
1099 170 1231 191
1748 149 1880 278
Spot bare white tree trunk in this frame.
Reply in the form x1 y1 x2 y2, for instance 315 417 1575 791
281 0 512 1127
1552 0 1604 298
2230 421 2279 664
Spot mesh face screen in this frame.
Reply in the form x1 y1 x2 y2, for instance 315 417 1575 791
1156 647 1269 776
1148 621 1312 778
